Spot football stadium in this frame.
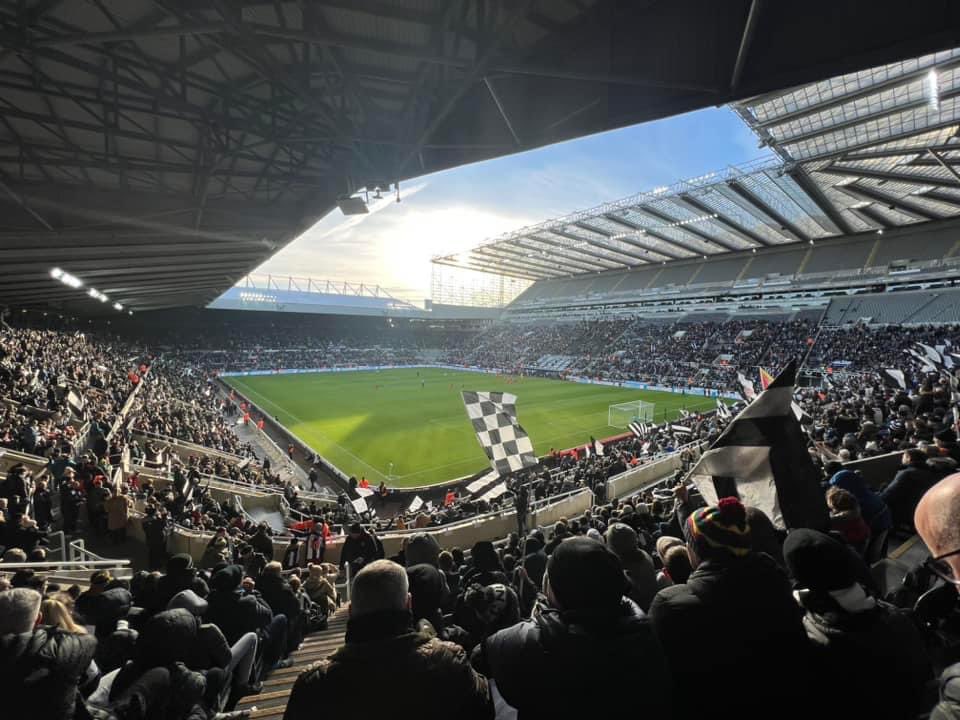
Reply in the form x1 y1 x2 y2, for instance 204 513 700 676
4 3 960 719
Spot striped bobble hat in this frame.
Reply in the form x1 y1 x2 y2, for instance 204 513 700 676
685 497 752 558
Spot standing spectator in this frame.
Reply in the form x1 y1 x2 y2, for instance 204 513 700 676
472 537 671 719
32 479 53 530
881 448 939 529
105 487 132 544
649 498 814 720
284 559 492 720
605 522 657 612
142 505 170 571
339 522 379 576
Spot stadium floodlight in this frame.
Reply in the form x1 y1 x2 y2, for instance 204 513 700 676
88 288 109 302
53 268 84 288
608 400 655 428
50 267 63 280
113 302 123 311
127 310 133 316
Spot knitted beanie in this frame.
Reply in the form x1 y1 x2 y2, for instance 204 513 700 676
685 497 752 559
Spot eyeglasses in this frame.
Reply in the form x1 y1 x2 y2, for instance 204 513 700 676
924 548 960 585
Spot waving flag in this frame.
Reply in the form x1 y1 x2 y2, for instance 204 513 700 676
461 391 538 476
737 371 757 402
686 360 828 531
759 367 775 390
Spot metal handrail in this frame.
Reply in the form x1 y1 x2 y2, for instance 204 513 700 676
0 560 131 569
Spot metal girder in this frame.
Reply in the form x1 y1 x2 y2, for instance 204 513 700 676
432 258 544 282
599 213 692 259
818 164 960 189
786 165 853 235
749 56 960 130
837 183 943 222
483 76 521 147
547 228 650 264
791 116 960 163
848 205 892 229
479 243 604 275
725 179 809 242
676 193 772 246
572 220 680 261
511 238 616 272
629 203 743 252
915 189 960 209
730 0 762 91
470 247 567 277
842 142 960 162
927 148 960 185
525 233 630 269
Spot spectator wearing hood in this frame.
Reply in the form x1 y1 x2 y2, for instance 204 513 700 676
472 537 670 719
284 559 492 720
76 570 132 639
605 522 657 612
339 522 379 576
407 563 470 649
784 529 931 718
205 564 289 674
151 553 209 612
0 587 98 720
257 561 308 652
461 541 509 588
829 470 892 560
649 499 814 720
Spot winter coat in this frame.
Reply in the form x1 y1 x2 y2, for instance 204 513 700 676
880 463 939 528
153 570 209 612
800 601 932 718
829 470 892 535
0 626 97 720
605 523 658 612
249 530 274 561
204 588 273 645
284 610 492 720
256 572 302 623
105 494 132 531
77 585 133 636
338 531 379 571
649 553 815 720
471 598 670 720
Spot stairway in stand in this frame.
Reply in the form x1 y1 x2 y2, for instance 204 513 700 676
238 608 349 719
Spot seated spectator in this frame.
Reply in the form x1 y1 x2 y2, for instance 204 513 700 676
257 561 309 651
303 563 338 615
284 559 492 719
461 541 509 587
826 487 871 553
76 570 132 639
783 528 931 718
649 498 814 720
881 448 939 529
0 587 97 720
605 522 657 611
205 564 288 673
152 553 209 611
473 537 670 718
828 470 892 538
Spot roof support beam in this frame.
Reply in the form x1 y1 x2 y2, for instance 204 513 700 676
818 164 960 189
848 205 892 229
836 183 943 222
483 241 606 274
525 234 629 269
474 247 574 277
676 193 773 247
483 76 521 147
786 165 853 235
632 204 743 251
547 228 650 264
730 0 762 91
927 148 960 185
432 258 545 282
572 221 680 261
599 213 692 258
914 189 960 209
725 180 809 242
511 238 616 271
842 142 960 162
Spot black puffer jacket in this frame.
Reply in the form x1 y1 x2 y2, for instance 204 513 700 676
649 553 814 720
256 572 302 623
77 585 132 636
0 626 97 720
471 598 671 720
205 588 273 645
933 662 960 720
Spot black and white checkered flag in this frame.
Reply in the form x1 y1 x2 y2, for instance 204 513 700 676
461 391 538 477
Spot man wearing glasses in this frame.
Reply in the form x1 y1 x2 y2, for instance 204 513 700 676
916 473 960 720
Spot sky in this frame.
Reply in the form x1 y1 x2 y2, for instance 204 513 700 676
247 106 771 305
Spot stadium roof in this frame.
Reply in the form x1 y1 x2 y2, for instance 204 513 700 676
3 1 960 311
436 47 960 280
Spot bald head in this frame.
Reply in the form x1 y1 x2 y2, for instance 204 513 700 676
916 473 960 575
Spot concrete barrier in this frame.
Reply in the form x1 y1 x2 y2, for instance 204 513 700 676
840 451 903 490
605 443 703 499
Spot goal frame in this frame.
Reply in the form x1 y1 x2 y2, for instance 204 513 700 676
608 400 655 428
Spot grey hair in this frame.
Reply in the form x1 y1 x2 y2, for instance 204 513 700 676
349 559 409 618
0 587 42 634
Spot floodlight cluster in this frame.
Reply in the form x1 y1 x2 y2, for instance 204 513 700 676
50 268 132 314
239 291 277 303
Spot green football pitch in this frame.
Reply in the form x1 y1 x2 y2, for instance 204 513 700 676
225 368 716 488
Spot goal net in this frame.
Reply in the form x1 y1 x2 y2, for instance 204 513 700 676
608 400 655 428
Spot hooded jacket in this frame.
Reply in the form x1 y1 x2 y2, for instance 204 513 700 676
76 584 132 637
0 626 97 720
471 598 670 720
284 609 492 720
205 567 274 645
605 523 658 612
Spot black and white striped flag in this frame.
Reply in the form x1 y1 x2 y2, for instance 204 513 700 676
671 424 694 436
737 371 757 402
716 398 732 420
628 421 649 438
686 360 828 531
882 368 907 390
